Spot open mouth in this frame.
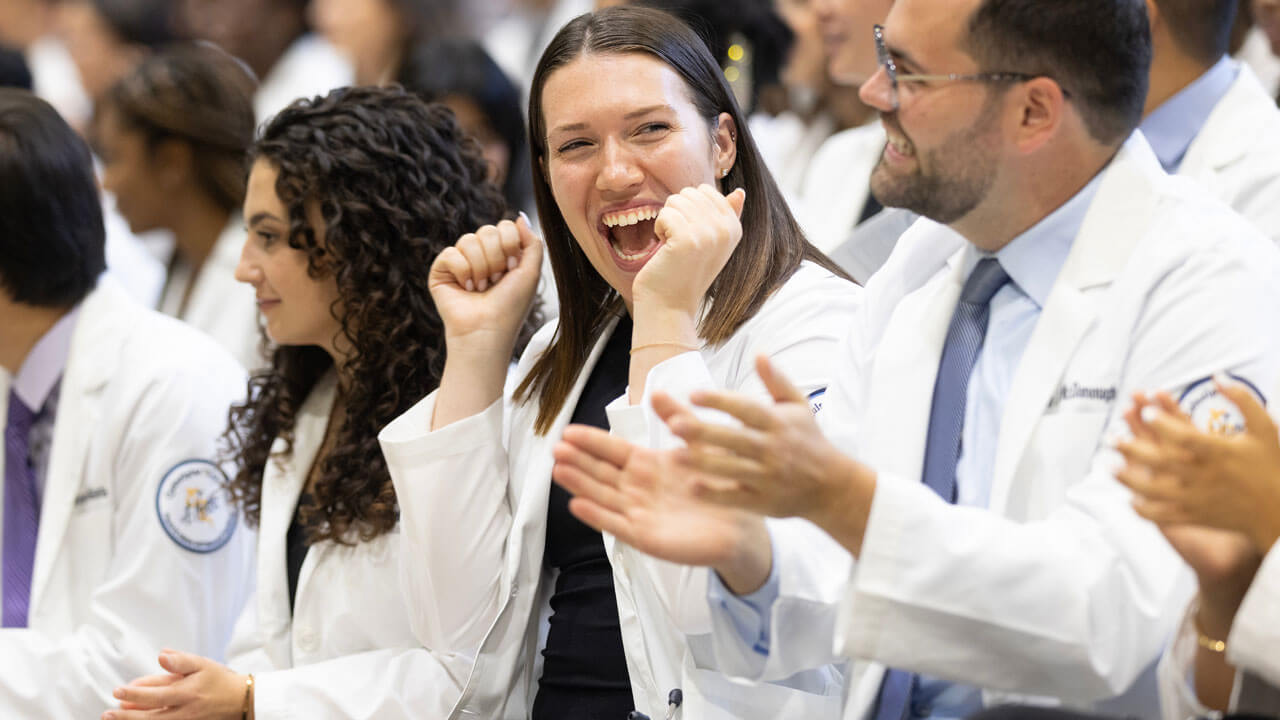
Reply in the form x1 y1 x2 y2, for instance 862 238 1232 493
601 205 663 270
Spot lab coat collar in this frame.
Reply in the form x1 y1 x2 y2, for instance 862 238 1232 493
10 304 79 413
1141 56 1239 172
1179 63 1279 175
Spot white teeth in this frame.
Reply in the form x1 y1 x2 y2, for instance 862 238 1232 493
603 206 659 228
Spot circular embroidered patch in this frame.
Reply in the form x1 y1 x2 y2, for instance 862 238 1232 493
155 460 237 553
1178 375 1266 437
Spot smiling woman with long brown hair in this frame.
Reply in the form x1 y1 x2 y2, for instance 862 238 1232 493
379 6 857 718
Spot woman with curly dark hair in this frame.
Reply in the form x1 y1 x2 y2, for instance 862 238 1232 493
103 85 533 720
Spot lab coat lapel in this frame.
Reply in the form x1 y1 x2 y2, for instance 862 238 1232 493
989 138 1158 511
1179 66 1265 178
28 283 121 612
863 243 967 484
255 372 336 662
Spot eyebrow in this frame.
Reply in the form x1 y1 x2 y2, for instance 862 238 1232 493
548 104 676 135
885 39 926 71
247 211 284 227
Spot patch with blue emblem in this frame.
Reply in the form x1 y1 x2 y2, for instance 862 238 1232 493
1178 375 1266 437
155 460 237 553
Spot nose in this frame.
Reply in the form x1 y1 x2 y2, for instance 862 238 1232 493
595 137 644 194
859 64 895 112
234 238 262 286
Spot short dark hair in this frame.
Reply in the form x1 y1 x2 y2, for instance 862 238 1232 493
0 89 105 307
0 47 33 90
93 0 185 47
1155 0 1239 66
964 0 1151 146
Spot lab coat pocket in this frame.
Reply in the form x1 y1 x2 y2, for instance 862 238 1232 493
682 666 845 719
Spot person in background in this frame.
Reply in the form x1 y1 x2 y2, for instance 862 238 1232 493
484 0 593 101
105 85 535 720
0 46 32 89
311 0 466 87
1140 0 1280 245
92 44 262 370
0 87 252 718
0 0 92 127
180 0 352 122
1237 0 1280 100
379 6 855 717
60 0 183 105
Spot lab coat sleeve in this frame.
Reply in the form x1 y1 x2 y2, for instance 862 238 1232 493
1226 541 1280 689
378 392 511 657
250 646 467 720
603 267 857 665
0 361 253 714
836 242 1280 701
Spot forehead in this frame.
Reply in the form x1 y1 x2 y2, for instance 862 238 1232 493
883 0 981 68
540 52 699 132
244 158 285 216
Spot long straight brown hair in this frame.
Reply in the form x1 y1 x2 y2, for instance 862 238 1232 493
516 5 848 434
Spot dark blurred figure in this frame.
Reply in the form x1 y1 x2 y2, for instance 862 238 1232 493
0 47 32 89
312 0 466 86
60 0 184 103
397 38 532 215
180 0 352 121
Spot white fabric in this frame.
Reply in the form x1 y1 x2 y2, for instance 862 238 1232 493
0 278 253 716
25 35 91 131
379 262 859 718
225 372 473 720
158 218 262 371
1236 27 1280 99
750 110 838 198
790 122 888 253
1177 65 1280 245
707 134 1280 720
253 34 353 125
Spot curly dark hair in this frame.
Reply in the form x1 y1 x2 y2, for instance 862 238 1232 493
223 85 533 544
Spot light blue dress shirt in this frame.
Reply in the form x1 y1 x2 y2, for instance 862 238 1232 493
8 306 78 499
708 174 1103 719
1140 56 1239 173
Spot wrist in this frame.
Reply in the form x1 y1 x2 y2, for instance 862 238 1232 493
630 291 700 330
1195 592 1241 641
714 516 773 595
809 453 875 557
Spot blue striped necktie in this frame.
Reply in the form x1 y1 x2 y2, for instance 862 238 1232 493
4 390 41 628
872 258 1010 720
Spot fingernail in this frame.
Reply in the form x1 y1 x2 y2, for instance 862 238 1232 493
507 256 518 271
1141 405 1160 424
518 211 530 225
490 272 502 285
1213 372 1232 388
112 688 124 699
478 278 488 292
464 279 474 292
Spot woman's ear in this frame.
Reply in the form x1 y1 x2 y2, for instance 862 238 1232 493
152 139 194 191
713 112 738 177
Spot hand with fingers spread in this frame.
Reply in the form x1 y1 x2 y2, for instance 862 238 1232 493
1116 380 1280 555
103 651 249 720
552 425 773 594
429 214 545 429
655 354 877 556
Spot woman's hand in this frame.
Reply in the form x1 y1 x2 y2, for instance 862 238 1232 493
430 214 543 356
632 185 746 319
103 650 248 720
1116 380 1280 554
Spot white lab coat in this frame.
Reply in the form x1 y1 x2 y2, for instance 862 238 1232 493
379 262 858 719
158 217 262 371
709 134 1280 719
791 122 887 253
0 278 253 715
224 371 470 719
1158 542 1280 720
1178 64 1280 246
254 34 353 125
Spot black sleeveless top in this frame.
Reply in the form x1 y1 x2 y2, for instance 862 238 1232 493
286 492 316 614
532 316 635 719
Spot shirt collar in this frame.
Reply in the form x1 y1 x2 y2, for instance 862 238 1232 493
12 306 80 412
1140 56 1239 172
962 171 1103 309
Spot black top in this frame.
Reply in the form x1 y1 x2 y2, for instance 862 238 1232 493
286 491 316 615
533 316 635 720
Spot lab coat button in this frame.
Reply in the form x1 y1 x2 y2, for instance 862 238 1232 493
296 625 318 652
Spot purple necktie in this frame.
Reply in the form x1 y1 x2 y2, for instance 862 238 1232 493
4 390 40 627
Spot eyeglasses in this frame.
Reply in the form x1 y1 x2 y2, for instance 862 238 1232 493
872 24 1045 110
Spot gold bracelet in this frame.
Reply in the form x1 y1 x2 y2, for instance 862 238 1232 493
1193 615 1228 654
242 674 254 720
629 341 701 356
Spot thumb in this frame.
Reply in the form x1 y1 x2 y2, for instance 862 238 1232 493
726 188 746 218
514 213 545 276
1217 375 1274 437
158 650 204 676
755 355 804 404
